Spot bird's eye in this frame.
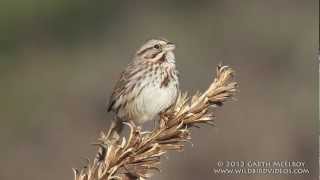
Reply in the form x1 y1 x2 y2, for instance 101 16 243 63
153 44 160 49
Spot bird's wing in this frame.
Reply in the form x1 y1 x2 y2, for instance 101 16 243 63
107 67 130 112
107 62 144 112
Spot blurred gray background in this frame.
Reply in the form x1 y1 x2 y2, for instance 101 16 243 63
0 0 318 180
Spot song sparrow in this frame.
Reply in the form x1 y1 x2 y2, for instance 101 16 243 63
107 38 179 138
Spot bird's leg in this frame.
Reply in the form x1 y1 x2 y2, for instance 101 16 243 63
159 112 169 128
153 118 157 129
128 119 135 127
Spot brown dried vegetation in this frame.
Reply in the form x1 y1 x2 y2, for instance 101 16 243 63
74 65 237 180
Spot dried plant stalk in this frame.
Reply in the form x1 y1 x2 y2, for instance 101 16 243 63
74 64 237 180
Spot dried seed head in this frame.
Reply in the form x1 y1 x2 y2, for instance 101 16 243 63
74 64 237 180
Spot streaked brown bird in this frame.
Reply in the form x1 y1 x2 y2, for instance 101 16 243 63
107 38 179 138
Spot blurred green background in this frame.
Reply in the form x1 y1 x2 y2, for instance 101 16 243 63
0 1 318 180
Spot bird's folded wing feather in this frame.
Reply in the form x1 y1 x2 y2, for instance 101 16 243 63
107 62 146 112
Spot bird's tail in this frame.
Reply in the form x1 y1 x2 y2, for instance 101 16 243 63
106 118 123 140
